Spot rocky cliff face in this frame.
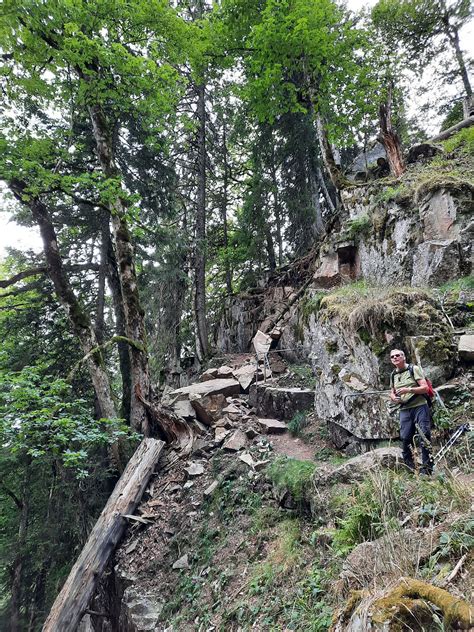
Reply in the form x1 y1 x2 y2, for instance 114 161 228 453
216 173 473 446
217 181 472 352
339 183 472 287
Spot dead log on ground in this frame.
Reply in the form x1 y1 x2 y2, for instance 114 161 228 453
428 115 474 143
42 438 164 632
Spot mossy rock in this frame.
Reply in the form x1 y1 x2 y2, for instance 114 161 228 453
331 578 474 631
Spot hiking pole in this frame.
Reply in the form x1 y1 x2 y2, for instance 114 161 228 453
434 423 473 463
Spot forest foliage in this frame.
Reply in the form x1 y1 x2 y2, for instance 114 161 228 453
0 0 472 628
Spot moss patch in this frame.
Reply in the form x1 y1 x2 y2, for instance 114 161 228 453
267 456 316 504
371 578 473 630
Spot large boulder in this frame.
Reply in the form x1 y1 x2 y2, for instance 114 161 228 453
233 364 259 391
189 393 227 426
330 578 473 632
312 448 403 488
302 288 455 444
339 514 465 593
249 384 314 421
119 586 163 632
164 379 241 406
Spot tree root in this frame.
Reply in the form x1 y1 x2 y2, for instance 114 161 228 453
331 577 473 631
371 577 473 630
135 385 194 453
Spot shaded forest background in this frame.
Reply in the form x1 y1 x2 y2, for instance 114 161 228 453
0 0 472 629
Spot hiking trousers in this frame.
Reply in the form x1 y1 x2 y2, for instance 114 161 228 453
399 404 433 473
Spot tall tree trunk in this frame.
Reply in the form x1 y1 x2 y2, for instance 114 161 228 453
378 85 405 178
265 226 277 271
308 159 325 238
315 113 347 191
87 103 151 435
104 219 132 421
222 120 233 295
9 459 31 632
317 167 336 215
9 181 118 424
27 466 57 632
95 214 108 345
195 82 209 361
444 20 472 99
269 143 284 266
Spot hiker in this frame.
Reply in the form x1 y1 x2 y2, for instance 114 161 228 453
389 349 434 474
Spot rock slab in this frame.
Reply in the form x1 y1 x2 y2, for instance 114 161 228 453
458 334 474 361
223 430 247 451
257 418 288 434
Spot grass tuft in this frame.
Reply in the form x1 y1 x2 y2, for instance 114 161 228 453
319 283 430 337
267 456 316 503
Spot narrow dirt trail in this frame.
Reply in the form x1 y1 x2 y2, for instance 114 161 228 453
268 433 316 461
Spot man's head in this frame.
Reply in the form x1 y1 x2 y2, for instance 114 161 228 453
390 349 406 370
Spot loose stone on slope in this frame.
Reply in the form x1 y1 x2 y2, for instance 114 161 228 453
214 427 231 443
204 480 219 497
221 403 241 415
222 429 247 451
184 463 205 476
189 393 227 426
458 334 474 361
239 452 255 468
172 554 189 570
257 418 288 434
199 368 219 382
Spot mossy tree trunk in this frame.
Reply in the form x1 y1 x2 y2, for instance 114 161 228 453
9 180 119 428
316 113 348 192
195 81 209 362
105 222 133 422
87 102 152 435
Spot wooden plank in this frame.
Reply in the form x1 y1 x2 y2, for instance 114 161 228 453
42 438 164 632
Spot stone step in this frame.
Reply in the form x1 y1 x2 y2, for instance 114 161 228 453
257 418 288 434
249 384 314 421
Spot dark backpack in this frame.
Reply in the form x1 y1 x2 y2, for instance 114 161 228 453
391 364 436 408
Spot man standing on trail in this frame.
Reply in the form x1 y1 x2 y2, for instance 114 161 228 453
389 349 433 474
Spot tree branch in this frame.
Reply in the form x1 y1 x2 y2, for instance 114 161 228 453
0 264 101 289
0 483 23 510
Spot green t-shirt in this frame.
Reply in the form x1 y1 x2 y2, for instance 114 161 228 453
393 365 426 409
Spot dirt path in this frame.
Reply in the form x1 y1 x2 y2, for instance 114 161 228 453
268 432 316 461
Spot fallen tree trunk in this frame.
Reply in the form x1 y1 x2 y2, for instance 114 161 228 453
428 115 474 143
42 438 164 632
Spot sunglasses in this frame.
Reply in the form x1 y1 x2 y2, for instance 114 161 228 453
390 354 402 358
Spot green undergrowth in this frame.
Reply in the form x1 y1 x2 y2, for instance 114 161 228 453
300 291 326 324
442 126 474 155
286 364 315 388
267 456 316 504
288 411 310 436
329 468 471 557
319 282 431 337
439 274 474 294
157 444 472 630
366 127 474 206
341 214 372 240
